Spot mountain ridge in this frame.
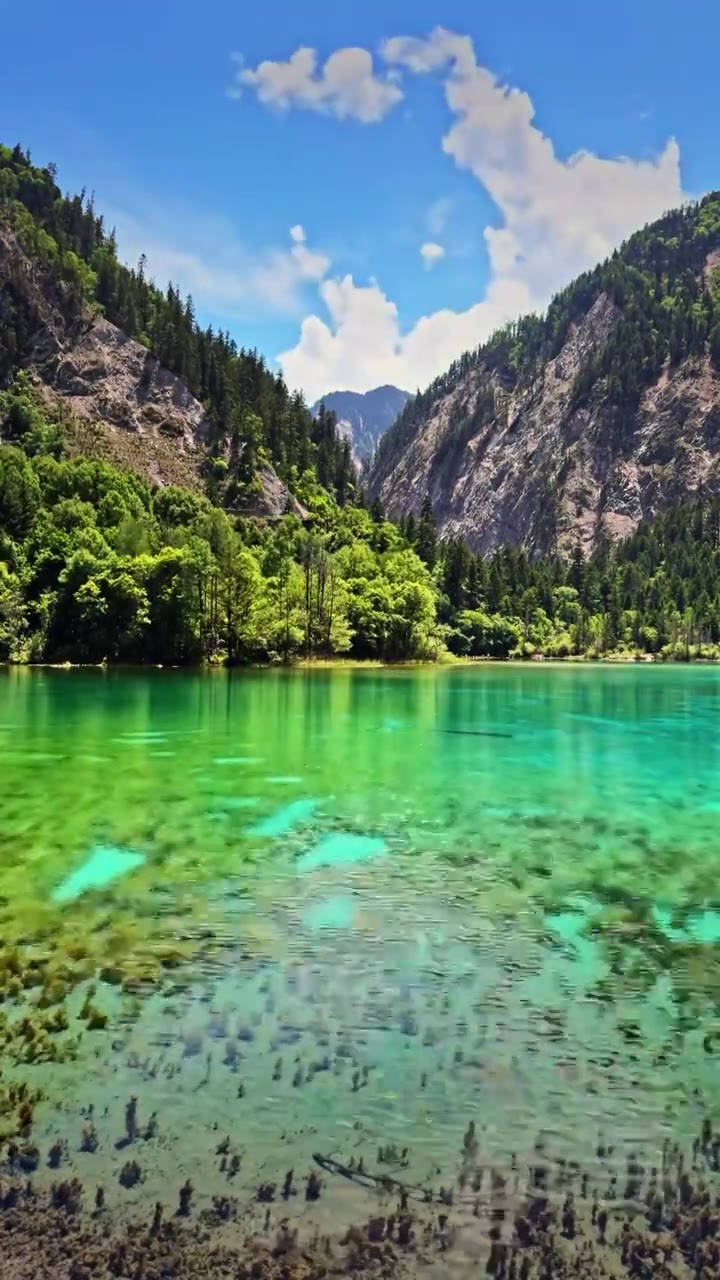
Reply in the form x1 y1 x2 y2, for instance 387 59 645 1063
0 143 354 515
367 192 720 555
311 384 410 468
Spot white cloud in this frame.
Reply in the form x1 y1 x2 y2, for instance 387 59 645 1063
420 241 445 268
382 28 683 302
110 206 330 319
278 27 684 400
383 29 477 76
231 45 403 123
427 196 453 236
278 272 532 403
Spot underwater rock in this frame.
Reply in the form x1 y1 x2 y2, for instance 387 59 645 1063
51 1178 83 1214
80 1124 98 1153
250 798 319 838
297 831 387 872
18 1143 40 1172
47 1139 67 1168
206 1011 229 1040
182 1031 204 1058
223 1040 243 1070
51 843 145 904
397 1215 414 1247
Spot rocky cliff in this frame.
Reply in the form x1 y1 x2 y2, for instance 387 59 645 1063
0 222 300 514
368 196 720 555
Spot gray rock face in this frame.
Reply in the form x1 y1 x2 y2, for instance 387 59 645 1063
312 386 410 468
367 293 720 554
0 223 297 511
49 317 213 452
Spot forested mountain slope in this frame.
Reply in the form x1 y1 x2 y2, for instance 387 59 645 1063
2 143 720 667
368 194 720 555
0 146 449 666
0 144 354 513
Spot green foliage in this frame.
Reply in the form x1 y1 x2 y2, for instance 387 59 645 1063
0 445 40 539
0 395 443 664
0 144 355 509
437 500 720 660
451 610 522 658
2 144 717 668
1 388 718 664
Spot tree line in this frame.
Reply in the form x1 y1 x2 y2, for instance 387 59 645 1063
2 384 720 665
398 495 720 661
2 142 720 666
0 143 354 508
0 382 439 664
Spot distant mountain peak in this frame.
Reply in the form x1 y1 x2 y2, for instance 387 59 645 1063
311 385 411 467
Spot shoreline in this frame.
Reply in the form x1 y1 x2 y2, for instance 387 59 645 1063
2 653 720 672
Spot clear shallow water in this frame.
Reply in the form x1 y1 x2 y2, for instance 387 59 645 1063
3 663 720 926
1 664 720 1246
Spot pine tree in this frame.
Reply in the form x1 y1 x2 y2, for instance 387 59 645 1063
416 496 437 568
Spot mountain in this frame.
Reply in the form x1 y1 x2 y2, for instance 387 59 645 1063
311 385 410 468
0 144 354 515
0 143 451 668
3 142 720 667
368 194 720 556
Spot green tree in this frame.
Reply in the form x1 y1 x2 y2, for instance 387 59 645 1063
0 446 40 539
416 495 437 568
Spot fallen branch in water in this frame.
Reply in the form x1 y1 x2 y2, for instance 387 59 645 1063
437 729 513 739
312 1154 431 1202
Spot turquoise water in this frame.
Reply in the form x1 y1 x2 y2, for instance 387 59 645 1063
1 664 719 1248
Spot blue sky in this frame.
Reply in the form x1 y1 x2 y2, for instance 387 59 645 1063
2 0 718 401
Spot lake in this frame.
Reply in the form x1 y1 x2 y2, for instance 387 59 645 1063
1 663 719 1273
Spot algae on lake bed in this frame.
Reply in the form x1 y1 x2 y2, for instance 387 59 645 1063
0 663 719 996
0 665 720 1273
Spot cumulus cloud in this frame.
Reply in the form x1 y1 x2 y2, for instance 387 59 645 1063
278 27 684 400
278 272 533 403
231 45 403 123
382 27 683 302
288 224 330 282
110 206 330 319
420 241 445 268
